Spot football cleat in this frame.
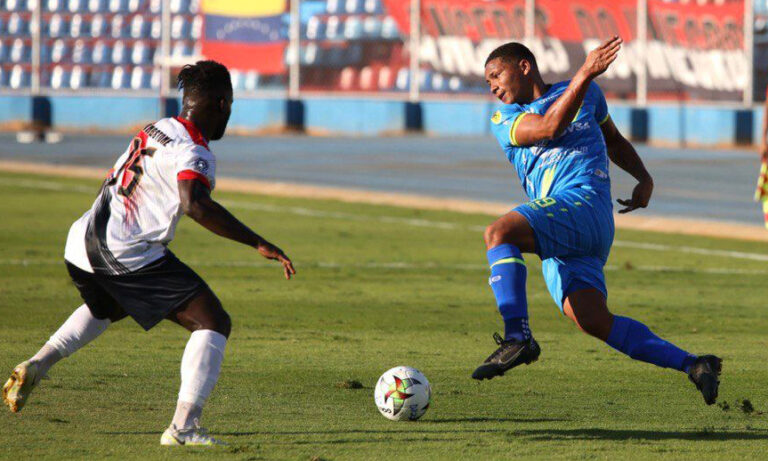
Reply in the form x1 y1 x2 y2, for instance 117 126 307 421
688 355 722 405
161 422 227 446
2 361 42 413
472 332 540 380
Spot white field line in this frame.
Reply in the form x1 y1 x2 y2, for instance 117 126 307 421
1 258 767 275
3 177 768 263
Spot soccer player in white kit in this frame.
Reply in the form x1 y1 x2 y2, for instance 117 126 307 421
2 61 295 446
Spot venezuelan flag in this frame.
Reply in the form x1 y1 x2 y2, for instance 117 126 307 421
201 0 288 74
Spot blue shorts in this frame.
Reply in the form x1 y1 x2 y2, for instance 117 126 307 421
514 187 614 311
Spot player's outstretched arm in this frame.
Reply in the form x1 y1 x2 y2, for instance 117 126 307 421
513 36 622 146
600 117 653 214
178 179 296 279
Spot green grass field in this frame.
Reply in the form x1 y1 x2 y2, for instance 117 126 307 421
1 171 768 460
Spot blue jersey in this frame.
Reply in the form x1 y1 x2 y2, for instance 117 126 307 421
490 81 612 200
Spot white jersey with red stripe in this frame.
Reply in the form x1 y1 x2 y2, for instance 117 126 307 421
64 117 216 275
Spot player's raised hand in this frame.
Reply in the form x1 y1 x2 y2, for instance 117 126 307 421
257 241 296 279
581 36 622 79
617 178 653 214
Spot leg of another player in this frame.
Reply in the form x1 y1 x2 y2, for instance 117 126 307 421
563 287 697 370
483 211 536 341
165 288 230 437
3 304 124 413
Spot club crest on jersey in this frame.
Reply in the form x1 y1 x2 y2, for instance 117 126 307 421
194 158 209 174
491 110 502 124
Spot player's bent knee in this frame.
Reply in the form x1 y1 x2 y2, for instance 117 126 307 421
484 222 514 248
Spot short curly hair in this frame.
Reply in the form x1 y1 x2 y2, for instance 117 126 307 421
177 60 232 99
485 42 537 68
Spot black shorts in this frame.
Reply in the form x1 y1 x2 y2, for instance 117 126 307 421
66 252 208 331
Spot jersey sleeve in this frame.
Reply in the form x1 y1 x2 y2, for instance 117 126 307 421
590 81 610 126
175 145 216 190
490 108 527 148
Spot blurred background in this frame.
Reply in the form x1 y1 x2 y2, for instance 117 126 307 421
0 0 766 226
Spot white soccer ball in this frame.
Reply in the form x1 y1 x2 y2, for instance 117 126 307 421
374 366 431 421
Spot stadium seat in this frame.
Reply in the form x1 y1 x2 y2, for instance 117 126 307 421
49 64 67 89
430 73 445 92
150 67 160 88
25 0 39 12
111 65 128 89
0 17 5 36
169 0 189 14
378 66 393 90
303 42 318 65
70 14 84 38
9 65 31 88
48 14 68 38
89 69 110 87
130 40 150 64
130 15 149 39
90 14 107 37
87 0 104 13
91 40 107 63
395 67 409 91
339 67 357 90
305 16 325 40
362 17 381 38
242 71 259 91
326 16 340 40
67 0 83 12
150 17 162 39
448 76 462 92
229 70 243 91
346 43 362 65
343 17 363 40
7 13 28 36
111 14 126 38
108 0 126 13
46 0 63 11
126 0 141 13
171 40 191 58
111 40 127 64
9 38 30 63
130 66 150 89
363 0 382 14
50 38 69 63
0 42 7 63
71 39 91 64
326 0 339 14
358 65 373 90
0 67 7 88
171 15 190 40
148 0 160 13
381 16 399 39
6 0 26 12
190 15 202 40
69 65 87 89
344 0 359 14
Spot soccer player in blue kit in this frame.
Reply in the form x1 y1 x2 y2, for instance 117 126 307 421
472 36 722 405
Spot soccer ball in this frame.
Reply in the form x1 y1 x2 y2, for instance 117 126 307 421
374 366 431 421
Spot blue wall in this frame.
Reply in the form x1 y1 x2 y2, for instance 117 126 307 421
0 94 763 147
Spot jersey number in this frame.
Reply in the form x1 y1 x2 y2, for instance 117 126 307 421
116 135 155 198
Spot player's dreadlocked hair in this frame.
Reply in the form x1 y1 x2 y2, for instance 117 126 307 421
177 60 232 99
485 42 538 68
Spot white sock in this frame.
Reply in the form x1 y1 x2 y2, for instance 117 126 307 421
172 330 227 429
32 304 111 377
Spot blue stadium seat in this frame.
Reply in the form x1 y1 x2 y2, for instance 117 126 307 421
0 67 8 88
91 40 108 63
71 39 91 64
67 0 84 12
130 15 149 39
130 41 150 64
0 17 5 36
110 14 126 38
9 65 30 88
111 40 127 64
345 43 362 65
69 65 87 89
7 13 29 36
343 17 363 40
111 66 128 89
362 17 381 38
50 39 69 63
69 14 84 37
90 14 107 37
46 0 64 12
381 16 399 39
89 69 110 87
171 15 190 40
394 68 408 90
6 0 27 12
48 14 69 38
0 42 7 63
9 39 30 63
190 15 202 40
39 43 50 62
170 0 189 14
87 0 105 12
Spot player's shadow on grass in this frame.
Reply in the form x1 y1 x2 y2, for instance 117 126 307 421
426 417 566 424
519 428 768 441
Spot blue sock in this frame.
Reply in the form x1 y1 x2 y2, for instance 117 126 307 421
607 316 697 373
487 244 530 341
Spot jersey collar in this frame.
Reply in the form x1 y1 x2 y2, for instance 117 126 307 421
174 116 210 150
